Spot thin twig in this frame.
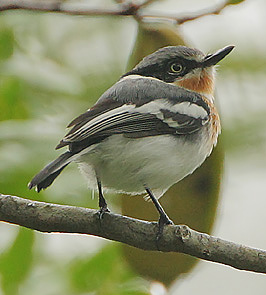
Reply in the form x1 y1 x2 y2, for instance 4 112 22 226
140 1 228 24
1 193 266 274
0 0 230 24
0 0 137 16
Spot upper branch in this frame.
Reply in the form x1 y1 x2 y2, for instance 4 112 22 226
0 0 230 24
1 193 266 274
0 0 137 16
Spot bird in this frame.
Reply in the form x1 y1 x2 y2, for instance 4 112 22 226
29 45 234 231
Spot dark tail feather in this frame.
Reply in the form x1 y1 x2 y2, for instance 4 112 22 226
34 164 69 192
28 152 73 192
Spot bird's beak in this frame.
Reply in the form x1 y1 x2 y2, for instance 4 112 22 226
203 45 235 67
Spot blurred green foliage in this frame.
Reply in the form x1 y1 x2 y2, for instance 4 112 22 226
0 27 14 61
69 245 149 295
0 77 28 121
0 228 34 295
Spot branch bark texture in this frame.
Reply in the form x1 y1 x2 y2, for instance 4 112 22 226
1 193 266 275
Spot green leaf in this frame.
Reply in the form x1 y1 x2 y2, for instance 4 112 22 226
0 228 34 295
227 0 246 5
0 28 14 60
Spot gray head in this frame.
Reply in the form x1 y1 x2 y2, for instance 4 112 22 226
123 45 234 94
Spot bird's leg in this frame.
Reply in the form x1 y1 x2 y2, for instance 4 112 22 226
145 187 173 247
97 178 109 219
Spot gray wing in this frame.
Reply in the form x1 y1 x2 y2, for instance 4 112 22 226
56 77 210 153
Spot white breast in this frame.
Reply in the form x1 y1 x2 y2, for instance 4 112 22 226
76 129 213 199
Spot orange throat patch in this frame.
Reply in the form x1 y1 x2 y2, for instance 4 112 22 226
175 71 214 95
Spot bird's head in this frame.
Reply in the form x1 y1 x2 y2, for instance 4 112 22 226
124 45 234 96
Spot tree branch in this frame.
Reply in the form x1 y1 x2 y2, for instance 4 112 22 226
0 0 136 16
168 2 228 25
1 193 266 274
0 0 230 24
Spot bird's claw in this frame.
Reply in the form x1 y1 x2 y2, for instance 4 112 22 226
97 205 110 221
156 215 174 250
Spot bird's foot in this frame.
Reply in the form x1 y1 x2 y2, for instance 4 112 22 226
144 187 174 250
97 178 110 222
156 213 174 250
97 204 110 221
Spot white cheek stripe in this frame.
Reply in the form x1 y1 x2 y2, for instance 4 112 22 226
119 74 161 83
133 99 208 119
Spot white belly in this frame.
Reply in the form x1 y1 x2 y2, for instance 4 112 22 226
76 132 212 198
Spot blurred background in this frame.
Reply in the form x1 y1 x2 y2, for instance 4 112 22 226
0 0 266 294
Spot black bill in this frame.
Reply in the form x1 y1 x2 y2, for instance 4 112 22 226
203 45 235 67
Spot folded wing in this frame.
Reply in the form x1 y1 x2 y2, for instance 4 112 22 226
56 100 209 154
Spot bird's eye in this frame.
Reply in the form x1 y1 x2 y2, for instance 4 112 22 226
170 63 183 74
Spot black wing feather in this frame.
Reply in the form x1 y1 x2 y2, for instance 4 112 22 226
56 78 209 152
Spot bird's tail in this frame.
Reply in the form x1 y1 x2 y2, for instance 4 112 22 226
28 152 74 192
